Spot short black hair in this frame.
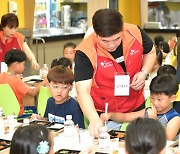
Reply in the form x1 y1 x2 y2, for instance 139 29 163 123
4 49 27 66
63 42 76 50
125 118 166 154
154 35 164 47
158 42 170 53
10 124 52 154
0 13 19 30
157 64 176 76
92 9 123 37
150 74 178 96
51 57 72 69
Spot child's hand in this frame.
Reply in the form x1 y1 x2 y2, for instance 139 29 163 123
100 112 112 123
42 77 48 86
146 103 157 119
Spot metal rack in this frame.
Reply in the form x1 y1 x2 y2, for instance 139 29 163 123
34 37 46 64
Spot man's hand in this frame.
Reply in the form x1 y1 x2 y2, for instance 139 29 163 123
88 117 104 138
131 71 146 90
100 112 112 123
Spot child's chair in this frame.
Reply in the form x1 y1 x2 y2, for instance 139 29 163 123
37 86 51 116
0 84 20 116
83 115 90 129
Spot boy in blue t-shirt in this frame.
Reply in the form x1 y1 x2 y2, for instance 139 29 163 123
32 65 85 128
147 74 180 140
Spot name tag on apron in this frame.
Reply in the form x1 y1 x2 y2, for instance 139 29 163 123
114 73 130 96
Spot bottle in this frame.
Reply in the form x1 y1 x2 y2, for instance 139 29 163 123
64 115 74 138
40 64 48 79
98 126 110 153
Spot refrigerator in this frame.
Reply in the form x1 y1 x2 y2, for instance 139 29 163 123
34 0 61 30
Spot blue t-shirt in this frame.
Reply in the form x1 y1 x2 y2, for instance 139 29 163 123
158 108 180 140
44 97 85 129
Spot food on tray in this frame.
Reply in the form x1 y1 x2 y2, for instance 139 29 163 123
108 130 125 140
0 145 5 150
30 120 50 126
0 140 11 146
112 150 119 154
0 139 11 151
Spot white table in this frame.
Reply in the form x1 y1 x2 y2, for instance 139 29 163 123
0 124 178 154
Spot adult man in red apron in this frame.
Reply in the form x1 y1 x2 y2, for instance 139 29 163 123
74 9 156 137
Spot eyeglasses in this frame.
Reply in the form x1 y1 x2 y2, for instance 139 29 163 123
49 83 71 91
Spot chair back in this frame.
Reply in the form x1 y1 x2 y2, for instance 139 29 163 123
0 84 20 116
37 86 51 116
83 115 90 129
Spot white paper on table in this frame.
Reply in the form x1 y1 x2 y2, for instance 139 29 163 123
48 123 64 129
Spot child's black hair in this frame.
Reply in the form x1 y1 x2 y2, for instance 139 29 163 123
154 35 164 47
63 42 76 50
158 41 170 54
157 64 176 76
125 118 166 154
51 57 72 69
10 124 52 154
150 74 178 96
4 49 27 66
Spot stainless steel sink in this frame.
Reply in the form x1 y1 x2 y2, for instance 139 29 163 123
33 27 84 38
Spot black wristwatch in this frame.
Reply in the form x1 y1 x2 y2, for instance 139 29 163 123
141 69 150 80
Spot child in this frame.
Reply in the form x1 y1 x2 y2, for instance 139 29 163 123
0 49 47 116
10 124 54 154
157 65 180 114
63 42 76 70
125 118 166 154
32 65 85 128
159 41 171 65
154 35 164 48
148 74 180 140
50 57 76 99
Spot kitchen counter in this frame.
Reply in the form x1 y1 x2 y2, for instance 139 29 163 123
32 27 85 43
32 33 85 43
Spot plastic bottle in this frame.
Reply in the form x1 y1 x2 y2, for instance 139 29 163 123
40 64 48 79
98 126 110 153
64 115 74 138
